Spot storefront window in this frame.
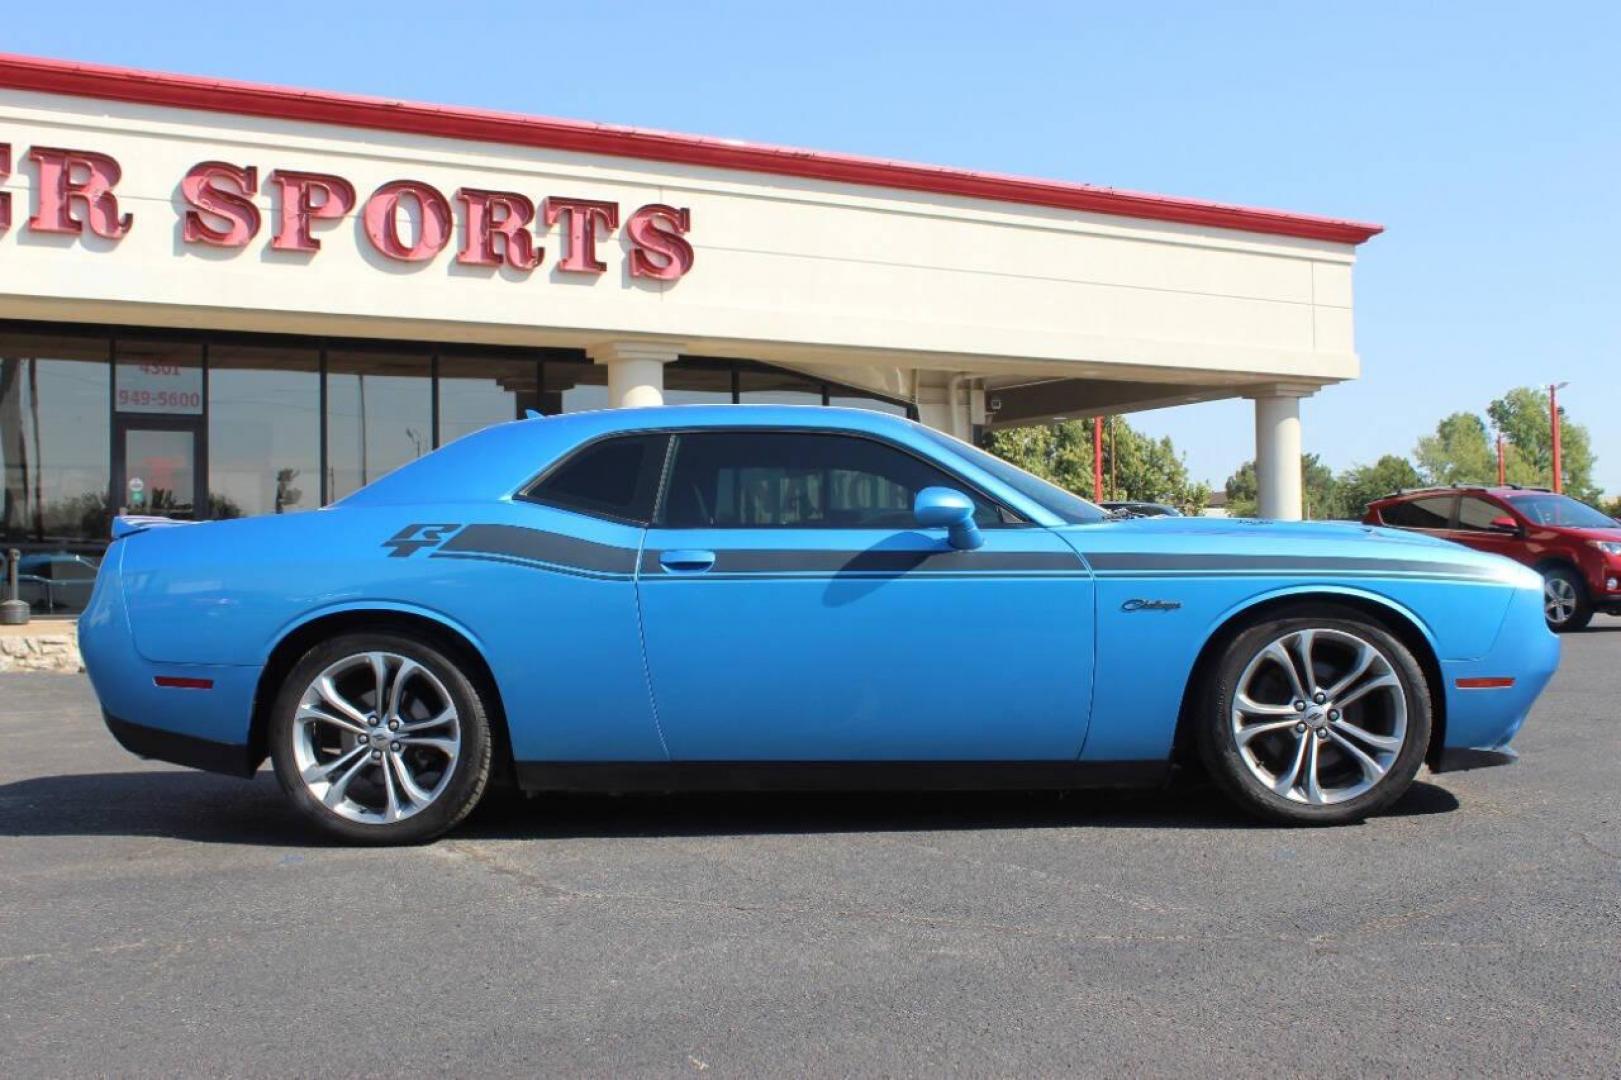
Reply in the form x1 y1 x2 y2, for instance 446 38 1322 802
438 355 539 445
327 349 432 500
544 356 610 414
665 359 734 406
830 391 908 416
739 366 823 406
0 332 110 549
209 343 320 517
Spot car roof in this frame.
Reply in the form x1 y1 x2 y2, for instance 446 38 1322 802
339 405 1031 513
1372 485 1554 504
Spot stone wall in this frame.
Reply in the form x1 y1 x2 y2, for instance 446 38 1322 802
0 626 84 674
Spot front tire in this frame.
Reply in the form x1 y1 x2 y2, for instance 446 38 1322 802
1541 565 1592 632
1196 609 1431 826
269 632 493 844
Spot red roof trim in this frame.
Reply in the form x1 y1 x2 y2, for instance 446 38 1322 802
0 53 1382 245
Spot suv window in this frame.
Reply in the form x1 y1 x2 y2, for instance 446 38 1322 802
1379 495 1454 529
1456 496 1513 532
523 434 669 523
659 431 1004 529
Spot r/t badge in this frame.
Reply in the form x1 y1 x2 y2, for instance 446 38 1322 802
382 523 462 558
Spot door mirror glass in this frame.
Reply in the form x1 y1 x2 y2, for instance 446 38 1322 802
914 487 983 550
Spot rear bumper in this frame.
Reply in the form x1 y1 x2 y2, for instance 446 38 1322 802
103 712 258 778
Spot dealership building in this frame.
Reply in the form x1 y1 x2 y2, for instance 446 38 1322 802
0 53 1380 578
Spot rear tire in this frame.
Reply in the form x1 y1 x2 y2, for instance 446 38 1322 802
269 631 493 845
1540 565 1592 632
1195 608 1431 826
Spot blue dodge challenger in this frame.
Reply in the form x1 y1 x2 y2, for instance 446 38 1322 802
81 406 1559 843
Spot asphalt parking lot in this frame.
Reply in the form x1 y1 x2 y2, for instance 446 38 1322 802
2 620 1618 1077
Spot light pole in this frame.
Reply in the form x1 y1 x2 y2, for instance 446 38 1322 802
1495 431 1506 485
1092 416 1103 502
1549 382 1568 494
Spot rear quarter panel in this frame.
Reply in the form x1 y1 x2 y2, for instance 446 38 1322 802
116 501 663 761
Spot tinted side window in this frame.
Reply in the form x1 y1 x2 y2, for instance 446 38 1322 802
660 432 1001 529
524 434 668 523
1456 496 1512 531
1379 495 1454 529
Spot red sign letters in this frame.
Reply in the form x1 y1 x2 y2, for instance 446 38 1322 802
0 142 694 280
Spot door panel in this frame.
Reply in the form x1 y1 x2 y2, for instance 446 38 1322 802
637 526 1094 760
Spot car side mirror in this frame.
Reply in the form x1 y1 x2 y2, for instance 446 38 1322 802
914 487 984 551
1488 515 1521 534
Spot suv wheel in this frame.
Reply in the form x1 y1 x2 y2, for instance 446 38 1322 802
1541 565 1592 632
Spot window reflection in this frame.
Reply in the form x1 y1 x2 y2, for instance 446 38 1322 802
664 359 733 406
0 333 110 547
739 367 823 406
209 343 320 517
327 350 432 500
830 392 907 416
438 356 538 445
543 356 609 415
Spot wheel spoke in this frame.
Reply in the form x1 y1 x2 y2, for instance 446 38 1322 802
314 676 370 729
1330 717 1403 751
395 706 455 734
1304 736 1326 804
1263 641 1309 702
1335 672 1399 710
1327 729 1388 783
1323 642 1378 701
398 736 457 756
1271 731 1310 796
1289 630 1318 694
1236 693 1297 718
368 652 390 715
301 743 367 784
1235 718 1300 746
322 752 371 809
387 749 434 805
379 750 402 821
386 658 422 723
296 702 368 737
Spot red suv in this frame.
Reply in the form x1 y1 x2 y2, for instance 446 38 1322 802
1364 485 1621 632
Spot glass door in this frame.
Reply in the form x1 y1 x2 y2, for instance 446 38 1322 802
114 419 204 519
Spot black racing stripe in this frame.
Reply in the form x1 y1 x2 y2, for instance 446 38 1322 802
1082 552 1504 578
641 548 1083 576
439 524 638 575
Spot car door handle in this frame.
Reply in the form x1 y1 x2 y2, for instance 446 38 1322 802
658 549 716 574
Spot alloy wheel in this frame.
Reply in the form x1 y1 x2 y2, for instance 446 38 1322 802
1544 576 1578 626
290 651 462 824
1230 628 1409 805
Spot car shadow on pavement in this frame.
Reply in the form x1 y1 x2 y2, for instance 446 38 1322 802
0 769 1461 846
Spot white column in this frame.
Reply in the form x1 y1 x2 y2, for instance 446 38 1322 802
1248 384 1316 520
587 340 685 408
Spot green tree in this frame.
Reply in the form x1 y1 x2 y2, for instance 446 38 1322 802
1337 455 1424 519
1487 387 1601 502
1414 412 1496 486
1222 454 1342 519
983 417 1210 514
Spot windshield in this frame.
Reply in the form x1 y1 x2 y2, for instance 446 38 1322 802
915 427 1107 524
1507 493 1618 529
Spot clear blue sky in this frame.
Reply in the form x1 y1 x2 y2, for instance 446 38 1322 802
7 1 1618 494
